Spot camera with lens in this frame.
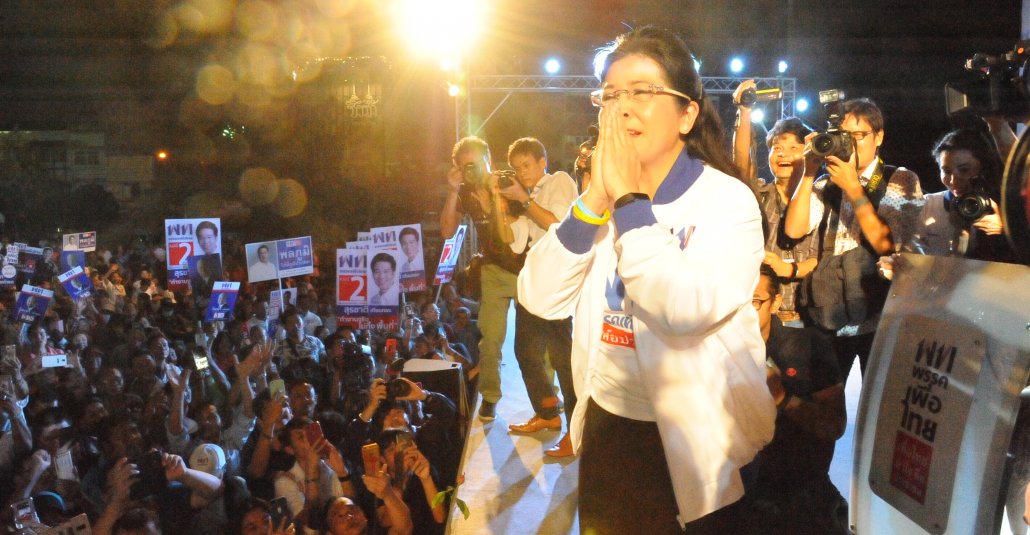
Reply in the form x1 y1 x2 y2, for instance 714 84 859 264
461 162 488 187
946 40 1030 120
336 341 374 392
810 89 854 161
496 169 516 189
386 378 412 400
954 176 995 222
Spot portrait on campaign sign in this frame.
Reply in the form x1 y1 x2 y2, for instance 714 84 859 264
245 242 280 282
367 250 402 310
165 218 221 293
14 285 52 323
16 246 43 275
187 253 222 299
59 250 86 273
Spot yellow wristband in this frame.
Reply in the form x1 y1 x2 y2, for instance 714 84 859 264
572 204 610 226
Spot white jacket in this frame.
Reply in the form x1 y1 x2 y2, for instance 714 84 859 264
518 153 775 525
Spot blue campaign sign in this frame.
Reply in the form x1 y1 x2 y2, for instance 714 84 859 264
276 236 314 278
58 266 93 301
205 281 240 322
14 285 53 323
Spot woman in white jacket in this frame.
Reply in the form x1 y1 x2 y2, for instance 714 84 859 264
517 26 775 534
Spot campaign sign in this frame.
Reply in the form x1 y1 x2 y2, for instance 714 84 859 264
336 249 368 329
357 232 371 242
346 241 370 250
0 263 15 287
16 245 43 275
14 285 52 323
366 247 402 331
165 218 221 293
187 253 222 299
62 231 96 252
434 224 467 285
4 243 19 266
205 281 240 322
245 241 280 283
275 236 314 278
58 266 93 301
59 251 86 273
371 224 426 293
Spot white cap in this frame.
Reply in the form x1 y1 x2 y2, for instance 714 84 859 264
189 443 226 479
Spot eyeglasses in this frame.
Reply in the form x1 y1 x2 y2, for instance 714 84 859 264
590 84 692 108
752 297 773 309
844 130 876 141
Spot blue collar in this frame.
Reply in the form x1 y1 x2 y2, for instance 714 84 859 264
652 148 705 205
943 190 954 211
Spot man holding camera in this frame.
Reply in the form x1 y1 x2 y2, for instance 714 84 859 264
494 138 579 457
440 137 576 430
784 97 924 383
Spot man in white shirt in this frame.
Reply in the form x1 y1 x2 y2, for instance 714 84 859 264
497 137 579 456
248 244 278 281
399 227 424 273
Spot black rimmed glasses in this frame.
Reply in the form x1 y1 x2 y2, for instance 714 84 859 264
590 84 692 108
844 130 876 141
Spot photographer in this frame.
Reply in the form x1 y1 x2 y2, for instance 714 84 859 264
438 137 525 422
346 378 459 487
908 128 1014 262
784 97 924 381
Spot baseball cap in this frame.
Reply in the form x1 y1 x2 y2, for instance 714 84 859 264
189 443 226 479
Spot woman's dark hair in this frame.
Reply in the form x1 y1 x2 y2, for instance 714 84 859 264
595 26 740 181
932 127 1005 193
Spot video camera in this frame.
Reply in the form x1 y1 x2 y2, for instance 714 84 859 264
810 89 855 161
946 40 1030 119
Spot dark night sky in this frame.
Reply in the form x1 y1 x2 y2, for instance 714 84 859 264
0 0 1024 199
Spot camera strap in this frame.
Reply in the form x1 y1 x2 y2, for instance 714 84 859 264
815 159 896 259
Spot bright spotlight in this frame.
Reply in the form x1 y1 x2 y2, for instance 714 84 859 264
544 58 561 74
751 109 765 123
796 98 810 113
447 83 460 97
729 57 744 74
778 60 788 74
393 0 487 61
156 150 169 161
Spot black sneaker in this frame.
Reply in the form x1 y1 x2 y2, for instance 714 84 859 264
478 400 497 421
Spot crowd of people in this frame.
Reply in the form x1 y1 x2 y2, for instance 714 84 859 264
0 235 479 534
0 22 1027 535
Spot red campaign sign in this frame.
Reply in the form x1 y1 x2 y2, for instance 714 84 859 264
338 275 366 301
440 243 454 264
890 430 932 504
168 241 193 267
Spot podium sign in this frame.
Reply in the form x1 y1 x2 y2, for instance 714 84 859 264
853 254 1030 534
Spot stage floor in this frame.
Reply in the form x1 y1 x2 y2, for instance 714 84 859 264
446 305 861 534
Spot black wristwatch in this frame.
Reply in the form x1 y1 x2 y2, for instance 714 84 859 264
614 192 650 210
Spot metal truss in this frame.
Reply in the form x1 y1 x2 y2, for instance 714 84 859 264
457 74 797 138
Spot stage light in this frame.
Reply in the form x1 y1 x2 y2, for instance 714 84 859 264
447 83 460 97
730 57 744 74
544 58 561 74
393 0 486 61
796 98 810 113
156 150 169 161
778 60 788 74
751 109 765 123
